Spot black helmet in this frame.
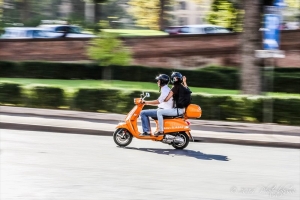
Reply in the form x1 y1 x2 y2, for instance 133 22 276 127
155 74 170 86
171 72 183 84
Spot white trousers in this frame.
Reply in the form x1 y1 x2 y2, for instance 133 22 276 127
157 108 185 132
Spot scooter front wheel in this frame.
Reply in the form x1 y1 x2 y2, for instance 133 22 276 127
172 132 189 149
113 128 133 147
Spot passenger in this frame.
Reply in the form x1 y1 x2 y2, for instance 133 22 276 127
155 72 189 136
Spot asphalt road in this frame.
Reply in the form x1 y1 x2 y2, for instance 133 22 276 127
1 129 299 200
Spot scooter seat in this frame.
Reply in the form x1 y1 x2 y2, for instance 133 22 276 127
151 115 184 120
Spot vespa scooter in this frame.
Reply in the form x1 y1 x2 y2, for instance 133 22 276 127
113 92 202 149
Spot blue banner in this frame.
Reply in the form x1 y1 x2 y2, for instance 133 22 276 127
262 0 285 50
263 13 281 50
274 0 286 8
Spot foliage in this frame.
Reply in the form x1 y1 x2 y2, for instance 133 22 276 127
278 0 300 21
285 0 300 8
84 0 107 3
29 86 65 108
87 32 132 66
206 0 243 32
0 0 3 17
128 0 213 30
73 88 124 112
128 0 161 30
1 61 300 94
1 84 300 125
0 82 22 104
98 20 111 29
99 0 131 28
0 61 98 79
2 0 86 26
0 0 3 35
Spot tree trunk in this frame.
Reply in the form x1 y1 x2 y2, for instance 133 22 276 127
102 66 112 80
94 3 102 24
159 0 166 31
20 0 30 23
241 0 262 95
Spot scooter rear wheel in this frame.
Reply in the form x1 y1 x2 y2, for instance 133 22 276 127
172 132 189 149
113 128 133 147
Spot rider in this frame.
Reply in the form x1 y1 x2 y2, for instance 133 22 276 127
139 74 174 136
155 72 188 136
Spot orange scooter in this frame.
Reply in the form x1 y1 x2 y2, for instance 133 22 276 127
113 92 202 149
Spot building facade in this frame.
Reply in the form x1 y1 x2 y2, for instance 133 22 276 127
169 0 212 26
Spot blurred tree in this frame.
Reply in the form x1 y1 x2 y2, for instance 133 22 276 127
0 0 3 34
2 0 31 24
87 32 132 79
240 0 288 95
285 0 299 8
128 0 161 30
15 0 30 22
285 0 300 22
98 20 110 28
3 0 61 25
240 0 262 95
0 0 3 16
129 0 208 30
129 0 179 30
84 0 108 24
207 0 299 95
207 0 243 32
99 0 130 29
69 0 85 22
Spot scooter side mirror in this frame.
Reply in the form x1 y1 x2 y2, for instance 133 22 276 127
145 92 150 98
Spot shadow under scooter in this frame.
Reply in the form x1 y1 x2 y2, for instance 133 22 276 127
122 147 229 161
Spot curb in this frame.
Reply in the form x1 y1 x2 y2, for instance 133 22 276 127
1 122 299 149
2 112 300 137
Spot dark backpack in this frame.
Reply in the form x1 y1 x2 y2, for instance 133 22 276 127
176 84 192 108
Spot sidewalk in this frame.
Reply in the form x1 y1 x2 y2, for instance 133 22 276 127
1 106 299 149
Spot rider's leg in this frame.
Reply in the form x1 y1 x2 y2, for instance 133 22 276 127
140 109 158 133
157 108 184 132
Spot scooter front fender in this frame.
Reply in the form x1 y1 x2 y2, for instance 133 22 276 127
116 122 136 136
116 122 128 130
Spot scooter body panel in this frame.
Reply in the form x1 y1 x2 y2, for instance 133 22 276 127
157 118 190 133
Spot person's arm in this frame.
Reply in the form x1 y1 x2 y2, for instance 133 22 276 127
182 76 188 88
143 88 169 105
143 99 159 106
164 91 173 102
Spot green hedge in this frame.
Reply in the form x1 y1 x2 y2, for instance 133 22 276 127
273 98 300 125
0 82 22 104
29 86 65 108
0 61 299 93
0 85 299 125
274 75 300 94
73 88 125 112
0 61 103 79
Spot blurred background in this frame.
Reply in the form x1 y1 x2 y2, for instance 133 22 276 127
0 0 299 35
0 0 300 125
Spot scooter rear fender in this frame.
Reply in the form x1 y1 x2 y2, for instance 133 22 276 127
185 131 194 142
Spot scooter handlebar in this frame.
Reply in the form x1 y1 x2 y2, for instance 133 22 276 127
134 93 150 104
134 98 143 105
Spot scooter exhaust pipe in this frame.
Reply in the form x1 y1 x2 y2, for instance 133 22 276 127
162 134 175 144
173 136 185 144
162 135 185 145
